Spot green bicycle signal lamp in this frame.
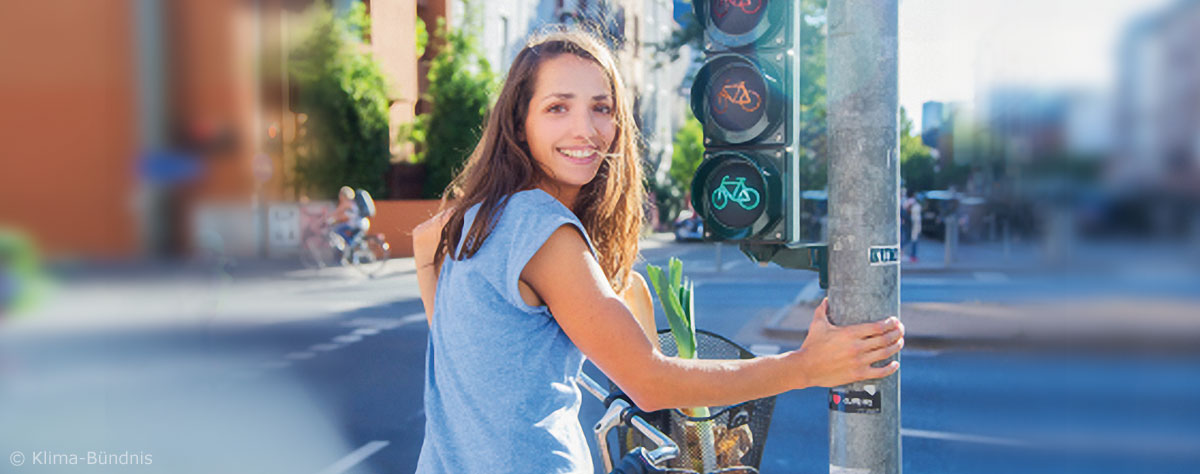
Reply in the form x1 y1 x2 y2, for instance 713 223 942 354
692 151 784 241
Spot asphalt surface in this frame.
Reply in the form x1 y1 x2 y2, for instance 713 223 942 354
1 238 1198 473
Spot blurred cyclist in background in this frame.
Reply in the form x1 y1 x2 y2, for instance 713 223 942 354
332 186 365 251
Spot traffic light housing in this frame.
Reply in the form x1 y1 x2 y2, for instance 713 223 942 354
689 0 813 245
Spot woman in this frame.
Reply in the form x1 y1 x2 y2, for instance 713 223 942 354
412 28 904 473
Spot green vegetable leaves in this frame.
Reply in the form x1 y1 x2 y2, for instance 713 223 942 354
646 257 697 359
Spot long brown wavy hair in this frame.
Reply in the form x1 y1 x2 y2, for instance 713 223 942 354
433 27 645 293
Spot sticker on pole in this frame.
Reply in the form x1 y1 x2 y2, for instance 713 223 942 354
829 385 881 414
868 246 899 266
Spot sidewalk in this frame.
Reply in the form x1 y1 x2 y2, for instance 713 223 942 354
899 236 1043 274
754 237 1200 351
759 297 1200 352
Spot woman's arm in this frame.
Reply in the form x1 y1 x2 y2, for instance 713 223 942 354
522 225 904 412
413 210 453 327
619 271 660 351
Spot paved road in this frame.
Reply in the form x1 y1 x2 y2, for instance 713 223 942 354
2 241 1198 473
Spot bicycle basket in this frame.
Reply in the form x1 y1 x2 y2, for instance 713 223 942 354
612 329 776 474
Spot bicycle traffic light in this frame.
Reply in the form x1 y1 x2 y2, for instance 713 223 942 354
689 0 811 244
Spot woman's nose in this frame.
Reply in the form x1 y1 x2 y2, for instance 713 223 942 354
571 108 599 139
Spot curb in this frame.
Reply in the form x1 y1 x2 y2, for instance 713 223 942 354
762 306 1200 353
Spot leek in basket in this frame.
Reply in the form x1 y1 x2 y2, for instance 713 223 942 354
645 257 717 473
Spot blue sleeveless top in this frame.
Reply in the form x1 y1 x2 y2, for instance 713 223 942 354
416 189 598 474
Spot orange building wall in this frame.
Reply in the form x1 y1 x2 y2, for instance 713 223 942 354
370 199 441 258
0 1 138 257
170 0 258 201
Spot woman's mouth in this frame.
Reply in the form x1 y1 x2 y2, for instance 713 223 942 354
556 147 597 164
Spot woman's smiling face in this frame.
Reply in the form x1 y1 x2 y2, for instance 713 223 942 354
523 54 617 202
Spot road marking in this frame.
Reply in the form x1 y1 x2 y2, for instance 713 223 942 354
311 343 341 352
902 428 1200 456
901 428 1030 447
286 351 316 360
342 313 426 330
333 334 363 344
315 440 390 474
749 344 781 356
973 272 1009 283
352 327 381 336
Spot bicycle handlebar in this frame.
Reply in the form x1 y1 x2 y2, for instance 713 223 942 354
577 372 678 472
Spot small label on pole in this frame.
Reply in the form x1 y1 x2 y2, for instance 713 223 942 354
829 385 881 414
868 246 899 266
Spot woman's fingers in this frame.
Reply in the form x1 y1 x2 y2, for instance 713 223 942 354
862 334 905 364
862 325 904 351
865 360 901 379
846 316 901 339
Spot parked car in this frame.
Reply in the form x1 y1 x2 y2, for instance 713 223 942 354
917 190 986 241
673 211 705 242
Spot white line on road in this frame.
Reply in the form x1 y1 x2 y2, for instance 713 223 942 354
333 334 363 344
286 351 316 360
749 344 781 356
315 440 390 474
973 271 1009 283
902 428 1200 456
352 327 381 336
901 428 1030 448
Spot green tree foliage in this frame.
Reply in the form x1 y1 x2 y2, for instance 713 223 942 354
412 2 496 199
899 106 935 193
795 0 829 191
289 2 392 198
650 116 705 225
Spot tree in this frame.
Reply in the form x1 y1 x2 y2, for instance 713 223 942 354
650 116 705 226
412 1 496 199
289 2 392 198
899 107 935 193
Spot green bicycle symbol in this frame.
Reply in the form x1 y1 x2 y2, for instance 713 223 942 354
711 176 761 211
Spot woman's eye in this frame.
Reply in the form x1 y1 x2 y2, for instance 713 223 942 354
595 104 613 115
547 104 566 113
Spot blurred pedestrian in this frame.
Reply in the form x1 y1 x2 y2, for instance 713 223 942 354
902 190 922 262
410 27 904 473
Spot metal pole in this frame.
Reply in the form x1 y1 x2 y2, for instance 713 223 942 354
715 242 723 273
135 0 168 257
826 0 901 473
944 209 957 267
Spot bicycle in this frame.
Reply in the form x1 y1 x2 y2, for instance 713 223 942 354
579 329 777 474
714 0 763 18
299 209 391 278
713 81 762 115
711 176 761 211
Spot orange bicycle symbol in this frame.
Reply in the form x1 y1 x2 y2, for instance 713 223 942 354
714 0 763 18
713 80 762 115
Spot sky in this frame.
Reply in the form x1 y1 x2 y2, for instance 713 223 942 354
898 0 1174 129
